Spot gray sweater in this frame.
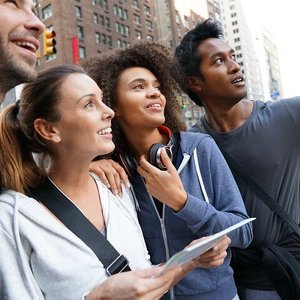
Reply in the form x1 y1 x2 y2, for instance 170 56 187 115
0 178 151 300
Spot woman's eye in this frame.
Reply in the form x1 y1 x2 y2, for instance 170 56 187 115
85 100 94 108
231 54 236 61
133 84 144 90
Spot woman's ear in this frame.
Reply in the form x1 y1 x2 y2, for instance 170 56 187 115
34 118 61 144
186 76 202 94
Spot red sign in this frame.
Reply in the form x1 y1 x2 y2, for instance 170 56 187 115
72 36 80 64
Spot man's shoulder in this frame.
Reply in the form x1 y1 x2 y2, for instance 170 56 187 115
188 116 207 134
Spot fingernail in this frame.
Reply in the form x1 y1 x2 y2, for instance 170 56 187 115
125 181 131 188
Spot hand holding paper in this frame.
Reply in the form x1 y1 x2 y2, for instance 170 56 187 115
158 218 255 275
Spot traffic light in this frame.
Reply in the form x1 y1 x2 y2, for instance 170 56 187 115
43 29 56 56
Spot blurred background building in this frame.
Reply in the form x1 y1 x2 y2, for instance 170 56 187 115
2 0 283 128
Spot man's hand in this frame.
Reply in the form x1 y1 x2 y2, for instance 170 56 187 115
85 266 182 300
90 159 130 197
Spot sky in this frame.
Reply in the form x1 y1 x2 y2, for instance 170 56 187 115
242 0 300 98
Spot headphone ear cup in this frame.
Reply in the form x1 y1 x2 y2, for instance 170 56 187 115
117 153 138 179
147 143 167 170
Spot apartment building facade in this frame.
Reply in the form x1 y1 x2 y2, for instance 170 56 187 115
35 0 157 69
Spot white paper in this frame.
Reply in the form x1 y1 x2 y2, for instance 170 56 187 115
158 217 255 274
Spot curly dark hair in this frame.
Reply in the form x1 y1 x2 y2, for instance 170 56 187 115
83 41 186 154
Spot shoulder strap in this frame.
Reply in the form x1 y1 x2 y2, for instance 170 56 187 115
30 177 130 275
222 150 300 238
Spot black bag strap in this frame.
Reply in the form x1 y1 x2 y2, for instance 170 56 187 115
222 150 300 238
30 177 130 275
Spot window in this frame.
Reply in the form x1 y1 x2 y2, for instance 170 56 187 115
105 17 110 28
107 36 112 47
234 37 240 42
102 0 108 10
146 20 152 30
101 33 106 44
144 5 151 16
184 16 189 29
135 30 142 39
114 5 118 15
235 45 241 50
115 22 120 32
77 26 84 40
233 29 239 33
95 32 101 43
75 6 82 19
232 20 238 26
133 14 141 25
42 5 52 19
92 0 108 9
79 46 86 59
132 0 139 9
93 13 99 24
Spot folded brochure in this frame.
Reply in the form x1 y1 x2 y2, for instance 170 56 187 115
159 217 255 274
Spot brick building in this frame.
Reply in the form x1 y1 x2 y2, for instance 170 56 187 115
35 0 157 69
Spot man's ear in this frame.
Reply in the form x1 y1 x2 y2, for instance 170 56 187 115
186 76 202 94
34 118 61 144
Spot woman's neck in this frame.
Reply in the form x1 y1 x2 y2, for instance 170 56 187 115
124 127 168 160
47 154 105 231
48 155 92 198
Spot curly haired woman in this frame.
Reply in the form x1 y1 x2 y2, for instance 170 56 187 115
84 42 253 300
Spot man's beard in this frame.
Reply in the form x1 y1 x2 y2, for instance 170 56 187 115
0 37 37 96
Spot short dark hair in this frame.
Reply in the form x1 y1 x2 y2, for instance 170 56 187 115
174 19 223 106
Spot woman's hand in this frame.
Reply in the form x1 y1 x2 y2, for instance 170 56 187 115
89 159 130 197
170 236 231 285
137 149 187 211
187 235 231 269
85 266 183 300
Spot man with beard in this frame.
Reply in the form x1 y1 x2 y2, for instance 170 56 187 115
0 0 44 103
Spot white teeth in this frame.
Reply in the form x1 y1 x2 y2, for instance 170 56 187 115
232 77 243 84
14 41 36 52
149 103 161 108
98 127 112 135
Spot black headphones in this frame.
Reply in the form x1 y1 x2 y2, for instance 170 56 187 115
117 141 174 179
